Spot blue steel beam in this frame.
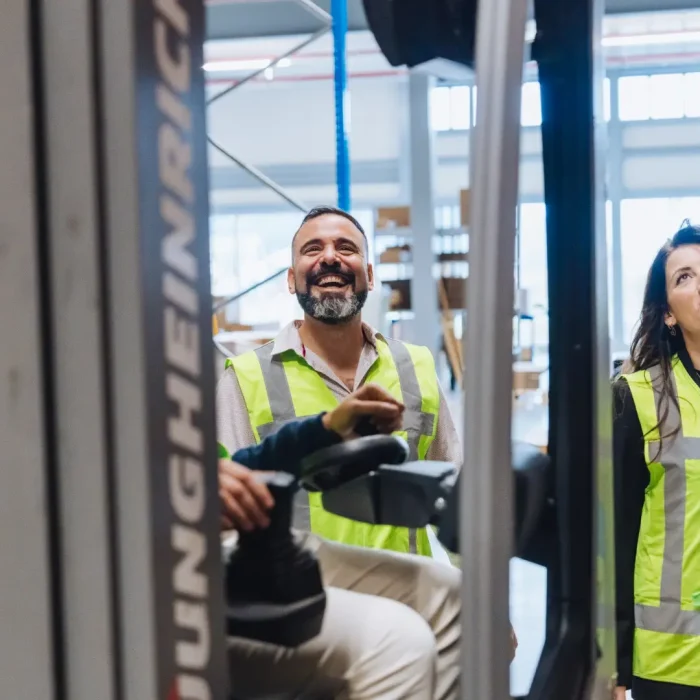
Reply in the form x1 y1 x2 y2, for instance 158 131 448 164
332 0 351 210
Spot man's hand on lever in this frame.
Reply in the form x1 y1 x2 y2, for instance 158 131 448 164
322 383 405 440
219 461 275 532
219 384 403 533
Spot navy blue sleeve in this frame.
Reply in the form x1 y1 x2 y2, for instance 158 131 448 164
231 413 342 477
613 377 648 688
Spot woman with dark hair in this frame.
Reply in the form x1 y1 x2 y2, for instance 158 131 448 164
614 222 700 700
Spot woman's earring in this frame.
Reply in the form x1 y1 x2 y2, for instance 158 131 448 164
668 324 677 336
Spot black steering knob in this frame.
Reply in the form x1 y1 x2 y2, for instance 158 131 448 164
353 415 379 437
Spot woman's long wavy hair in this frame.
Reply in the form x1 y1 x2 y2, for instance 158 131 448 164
623 222 700 446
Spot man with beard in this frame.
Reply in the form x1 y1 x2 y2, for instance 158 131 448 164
216 208 516 697
217 205 462 556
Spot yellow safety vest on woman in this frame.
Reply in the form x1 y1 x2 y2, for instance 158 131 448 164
227 336 440 556
624 357 700 687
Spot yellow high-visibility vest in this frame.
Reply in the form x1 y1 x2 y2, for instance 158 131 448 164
227 336 440 556
624 357 700 687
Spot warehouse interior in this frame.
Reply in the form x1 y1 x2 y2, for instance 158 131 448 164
205 2 700 695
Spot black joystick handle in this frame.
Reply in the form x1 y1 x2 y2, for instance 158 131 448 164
353 415 379 437
225 472 326 647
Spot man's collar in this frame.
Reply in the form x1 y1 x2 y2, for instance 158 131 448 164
271 319 382 357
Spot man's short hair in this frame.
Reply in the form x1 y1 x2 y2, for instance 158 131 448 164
291 206 367 256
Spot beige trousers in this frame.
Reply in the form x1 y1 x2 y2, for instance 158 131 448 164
227 532 462 700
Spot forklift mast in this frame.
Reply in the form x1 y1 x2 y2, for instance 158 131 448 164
0 0 614 698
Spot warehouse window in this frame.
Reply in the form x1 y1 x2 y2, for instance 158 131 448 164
620 197 700 342
450 86 472 130
517 200 613 352
619 76 651 121
473 79 610 126
430 85 472 131
683 72 700 117
430 86 452 131
618 73 700 122
521 82 542 127
518 202 548 347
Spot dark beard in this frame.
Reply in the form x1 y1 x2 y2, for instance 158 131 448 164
296 289 368 325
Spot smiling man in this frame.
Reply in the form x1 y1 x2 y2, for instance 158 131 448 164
217 205 462 556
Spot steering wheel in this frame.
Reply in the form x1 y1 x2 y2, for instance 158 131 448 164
300 434 409 492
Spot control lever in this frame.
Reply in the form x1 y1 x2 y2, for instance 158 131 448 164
225 472 326 647
321 461 457 528
300 434 409 492
353 415 379 437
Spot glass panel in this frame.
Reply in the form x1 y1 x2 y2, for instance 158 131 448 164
618 75 651 122
649 73 685 120
450 85 472 130
521 82 542 127
430 86 452 132
603 77 612 122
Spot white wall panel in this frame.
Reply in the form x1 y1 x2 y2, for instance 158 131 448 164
210 181 402 208
623 154 700 190
206 76 403 166
622 121 700 149
436 131 470 159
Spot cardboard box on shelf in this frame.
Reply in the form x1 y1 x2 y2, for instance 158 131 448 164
512 362 547 394
460 189 471 227
379 245 412 263
441 277 467 309
376 206 411 229
513 371 542 392
385 280 411 310
381 278 467 311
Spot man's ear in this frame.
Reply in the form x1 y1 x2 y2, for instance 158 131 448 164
287 267 296 295
367 262 375 292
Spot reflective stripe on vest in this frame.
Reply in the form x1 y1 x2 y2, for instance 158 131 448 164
624 358 700 686
227 337 440 556
232 339 438 460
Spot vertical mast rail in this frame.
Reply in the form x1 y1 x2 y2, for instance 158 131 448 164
460 0 529 697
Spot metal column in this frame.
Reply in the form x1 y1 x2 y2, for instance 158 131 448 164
531 0 614 695
38 0 119 696
460 0 528 698
0 1 59 697
408 72 440 357
97 0 229 696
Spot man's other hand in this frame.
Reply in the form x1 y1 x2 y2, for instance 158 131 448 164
219 460 275 532
323 383 405 440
